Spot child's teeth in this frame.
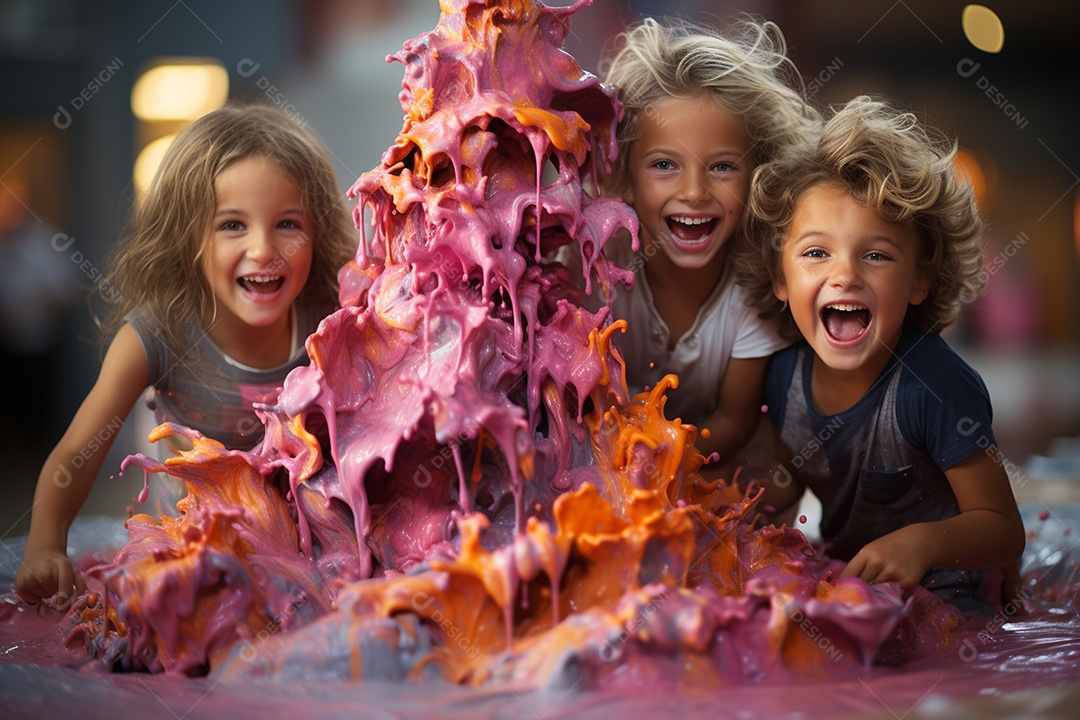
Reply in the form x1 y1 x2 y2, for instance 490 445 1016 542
828 303 862 312
672 216 710 225
241 276 283 293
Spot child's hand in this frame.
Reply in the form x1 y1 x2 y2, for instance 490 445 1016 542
840 525 932 595
1000 562 1028 616
15 549 84 609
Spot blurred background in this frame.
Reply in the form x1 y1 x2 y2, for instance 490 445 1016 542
0 0 1077 539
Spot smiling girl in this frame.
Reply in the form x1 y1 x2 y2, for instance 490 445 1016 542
16 104 356 606
598 18 820 465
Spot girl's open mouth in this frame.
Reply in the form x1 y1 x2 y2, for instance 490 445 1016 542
666 215 718 245
239 276 286 295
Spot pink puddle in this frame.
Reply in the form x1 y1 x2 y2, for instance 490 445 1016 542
2 577 1078 719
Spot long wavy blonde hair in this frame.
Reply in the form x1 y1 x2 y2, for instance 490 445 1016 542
599 16 821 199
97 103 356 351
741 95 984 340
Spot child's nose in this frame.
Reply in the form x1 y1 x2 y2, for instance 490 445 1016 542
830 256 863 287
246 229 278 263
677 168 710 202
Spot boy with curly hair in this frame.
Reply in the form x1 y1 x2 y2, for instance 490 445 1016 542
739 96 1024 611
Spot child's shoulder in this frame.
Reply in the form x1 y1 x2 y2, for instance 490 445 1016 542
763 338 807 403
767 336 804 366
894 328 995 467
124 305 153 325
895 327 991 414
123 307 163 343
897 329 984 385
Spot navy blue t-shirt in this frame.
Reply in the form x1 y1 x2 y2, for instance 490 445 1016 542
765 325 998 608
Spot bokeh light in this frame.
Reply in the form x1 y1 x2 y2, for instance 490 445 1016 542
962 5 1005 53
131 60 228 121
133 134 176 196
954 145 996 209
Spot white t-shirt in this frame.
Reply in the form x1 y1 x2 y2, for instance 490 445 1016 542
602 242 788 426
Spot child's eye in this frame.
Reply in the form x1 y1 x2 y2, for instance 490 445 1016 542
219 220 244 232
711 162 736 173
651 160 675 171
865 251 893 262
278 219 303 230
802 249 827 259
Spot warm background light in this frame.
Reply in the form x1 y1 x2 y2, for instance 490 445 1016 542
131 57 229 197
962 5 1005 53
1074 190 1079 262
954 145 997 209
133 134 176 196
131 60 229 121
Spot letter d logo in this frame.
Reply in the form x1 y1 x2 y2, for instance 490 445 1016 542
53 105 72 129
54 464 73 488
772 464 793 489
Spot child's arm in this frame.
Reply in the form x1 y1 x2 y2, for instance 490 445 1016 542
15 324 149 606
697 356 769 462
743 419 806 524
841 448 1024 594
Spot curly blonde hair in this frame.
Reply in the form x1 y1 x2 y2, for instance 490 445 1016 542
598 16 821 198
741 95 984 340
98 103 357 351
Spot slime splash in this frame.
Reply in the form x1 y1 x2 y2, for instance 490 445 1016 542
59 0 958 686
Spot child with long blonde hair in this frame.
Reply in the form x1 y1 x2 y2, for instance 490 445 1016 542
16 103 356 606
597 17 820 466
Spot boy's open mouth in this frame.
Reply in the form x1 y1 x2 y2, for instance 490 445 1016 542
666 215 718 243
239 276 285 294
821 303 871 342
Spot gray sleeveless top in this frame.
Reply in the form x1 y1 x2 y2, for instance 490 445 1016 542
126 301 328 450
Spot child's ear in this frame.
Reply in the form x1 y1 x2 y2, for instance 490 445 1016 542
909 269 930 305
620 184 634 206
769 232 789 303
772 273 789 303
